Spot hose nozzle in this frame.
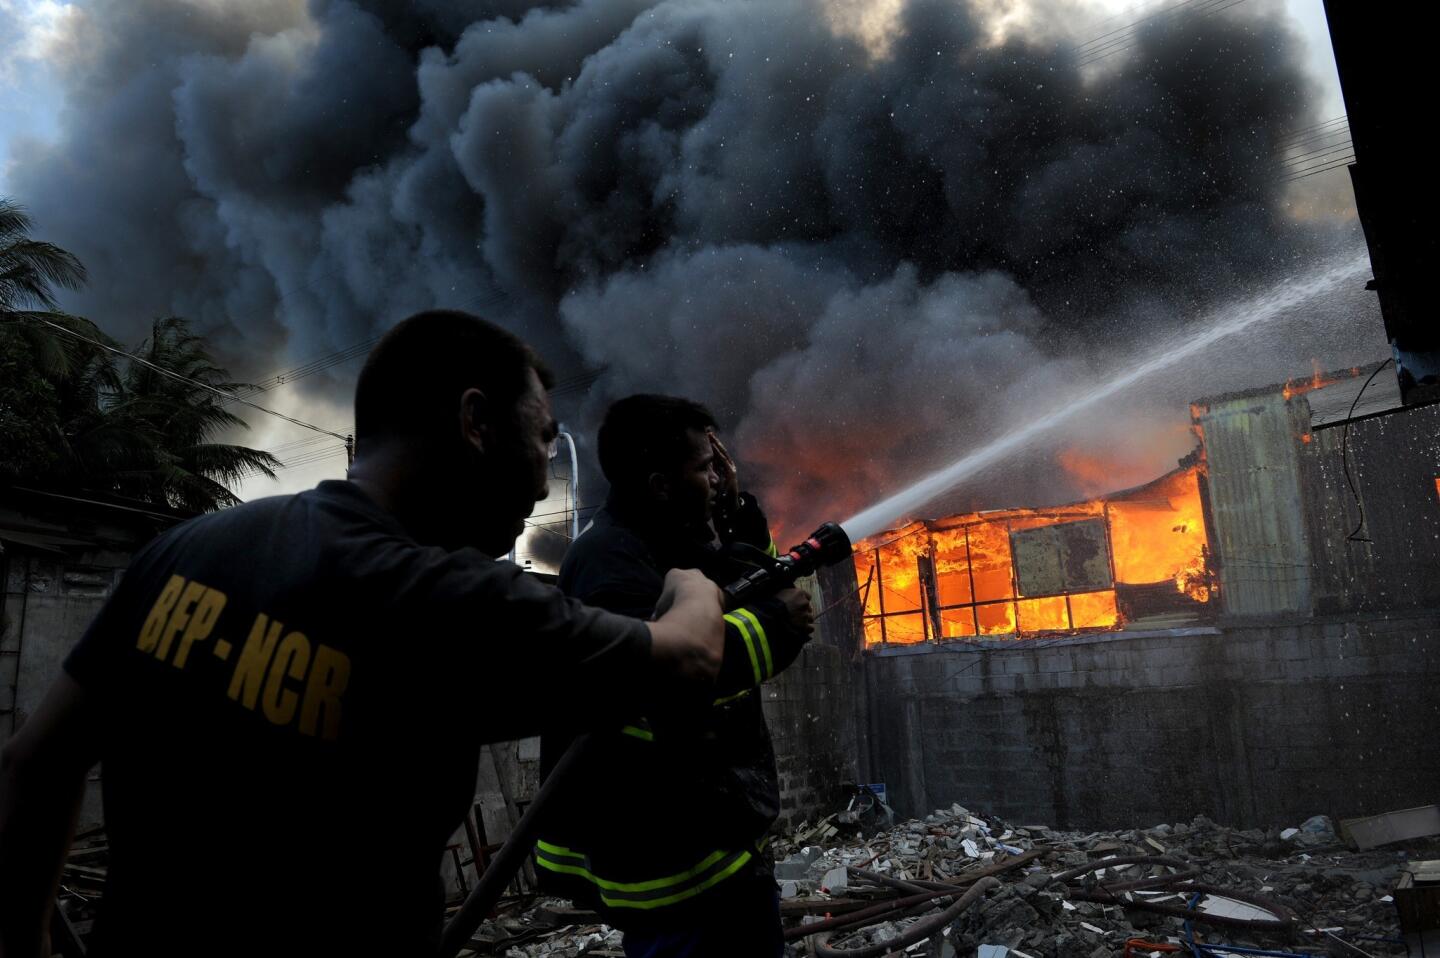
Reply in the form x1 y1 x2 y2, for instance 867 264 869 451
723 521 853 605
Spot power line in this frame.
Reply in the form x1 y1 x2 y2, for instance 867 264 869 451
228 336 381 402
1282 156 1355 182
30 315 352 443
1076 0 1218 58
528 503 601 522
265 432 351 456
1085 0 1252 65
1278 121 1351 153
1075 0 1252 67
235 442 351 482
550 371 604 398
1275 115 1349 146
1279 140 1355 168
231 288 513 403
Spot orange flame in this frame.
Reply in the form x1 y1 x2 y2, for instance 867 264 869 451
1280 359 1353 401
854 463 1210 646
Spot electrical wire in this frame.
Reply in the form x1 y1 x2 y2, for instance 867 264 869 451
1283 158 1356 182
234 444 350 482
1075 0 1252 67
1342 358 1394 543
1275 116 1350 147
29 316 352 443
230 287 513 404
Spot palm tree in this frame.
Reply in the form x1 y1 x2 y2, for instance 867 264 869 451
1 199 117 481
99 316 281 513
0 198 107 378
2 197 278 511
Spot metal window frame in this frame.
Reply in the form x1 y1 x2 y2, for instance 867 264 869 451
861 512 1125 645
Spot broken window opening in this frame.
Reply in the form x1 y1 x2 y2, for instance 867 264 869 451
856 464 1213 649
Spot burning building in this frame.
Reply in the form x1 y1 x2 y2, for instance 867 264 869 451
849 365 1372 648
771 361 1440 832
853 461 1211 646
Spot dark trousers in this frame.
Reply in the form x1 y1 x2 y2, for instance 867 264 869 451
620 875 783 958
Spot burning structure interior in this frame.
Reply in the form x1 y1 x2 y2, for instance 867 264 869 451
848 366 1402 648
771 362 1440 834
852 459 1211 646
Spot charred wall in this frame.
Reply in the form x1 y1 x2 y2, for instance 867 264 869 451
862 616 1440 829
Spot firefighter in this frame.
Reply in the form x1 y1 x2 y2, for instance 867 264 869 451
536 394 814 957
0 313 727 958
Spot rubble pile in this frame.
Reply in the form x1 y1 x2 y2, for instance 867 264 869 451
467 803 1427 956
53 808 1427 958
467 903 624 958
768 804 1423 958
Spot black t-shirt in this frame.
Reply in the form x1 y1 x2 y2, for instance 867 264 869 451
64 480 651 957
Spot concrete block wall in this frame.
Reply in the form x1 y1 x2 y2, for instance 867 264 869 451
761 567 865 829
762 639 861 829
862 615 1440 830
3 549 136 826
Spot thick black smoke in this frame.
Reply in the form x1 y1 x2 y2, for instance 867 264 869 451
10 0 1373 532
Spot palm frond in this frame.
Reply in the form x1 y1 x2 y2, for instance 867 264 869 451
0 199 36 242
181 443 281 486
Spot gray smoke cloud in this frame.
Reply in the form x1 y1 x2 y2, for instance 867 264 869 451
9 0 1375 534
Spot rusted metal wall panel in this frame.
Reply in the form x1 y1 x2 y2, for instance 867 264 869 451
1194 394 1312 616
1305 402 1440 613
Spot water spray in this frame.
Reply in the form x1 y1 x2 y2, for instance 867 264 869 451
841 250 1372 543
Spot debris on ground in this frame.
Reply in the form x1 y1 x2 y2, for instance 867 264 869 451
765 804 1426 957
52 805 1431 958
465 805 1430 957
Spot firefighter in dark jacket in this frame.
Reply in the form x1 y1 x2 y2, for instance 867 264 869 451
537 394 813 957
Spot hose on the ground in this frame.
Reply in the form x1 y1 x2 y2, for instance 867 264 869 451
811 877 1001 957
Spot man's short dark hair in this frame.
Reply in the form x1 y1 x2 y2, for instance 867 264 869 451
355 310 554 444
598 394 718 493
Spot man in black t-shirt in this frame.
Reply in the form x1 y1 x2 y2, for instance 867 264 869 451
0 312 726 958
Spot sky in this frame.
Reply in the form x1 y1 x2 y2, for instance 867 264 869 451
0 0 72 188
0 0 1366 552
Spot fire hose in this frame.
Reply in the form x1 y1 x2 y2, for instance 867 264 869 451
437 523 854 958
811 877 1001 958
784 852 1045 950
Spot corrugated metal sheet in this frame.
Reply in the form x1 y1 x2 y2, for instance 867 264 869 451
1194 393 1313 616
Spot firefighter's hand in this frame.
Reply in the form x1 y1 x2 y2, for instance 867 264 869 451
707 430 740 514
776 587 814 638
650 569 725 684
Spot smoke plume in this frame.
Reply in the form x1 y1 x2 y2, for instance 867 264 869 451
8 0 1376 534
